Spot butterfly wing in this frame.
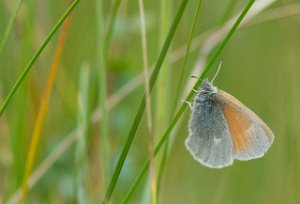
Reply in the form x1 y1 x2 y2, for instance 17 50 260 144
186 98 234 168
215 91 274 161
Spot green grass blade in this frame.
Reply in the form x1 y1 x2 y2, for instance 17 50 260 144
102 0 189 203
96 0 110 189
0 0 80 117
122 0 256 202
0 0 23 59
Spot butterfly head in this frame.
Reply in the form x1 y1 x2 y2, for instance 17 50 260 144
199 79 218 94
194 79 218 104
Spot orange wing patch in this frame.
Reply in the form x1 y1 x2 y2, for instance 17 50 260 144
223 105 252 153
215 90 274 160
218 90 274 143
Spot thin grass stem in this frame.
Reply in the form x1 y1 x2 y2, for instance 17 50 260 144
138 0 156 203
96 0 110 190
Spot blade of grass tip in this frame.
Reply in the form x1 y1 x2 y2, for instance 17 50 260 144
0 0 23 59
157 0 202 197
138 0 156 204
75 64 90 204
20 8 73 203
123 0 256 202
102 0 189 203
96 0 110 190
0 0 80 117
105 0 122 52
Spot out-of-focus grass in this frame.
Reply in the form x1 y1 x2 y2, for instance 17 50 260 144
75 64 90 204
0 0 23 58
1 0 300 204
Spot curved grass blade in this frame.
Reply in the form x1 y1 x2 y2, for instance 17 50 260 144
0 0 80 117
123 0 256 202
102 0 189 203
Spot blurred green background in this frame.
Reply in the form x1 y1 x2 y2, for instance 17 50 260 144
0 0 300 203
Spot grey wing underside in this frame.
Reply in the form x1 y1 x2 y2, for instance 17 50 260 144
185 102 233 168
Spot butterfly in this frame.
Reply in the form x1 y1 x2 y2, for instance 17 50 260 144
185 79 274 168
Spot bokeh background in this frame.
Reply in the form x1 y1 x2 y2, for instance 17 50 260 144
0 0 300 203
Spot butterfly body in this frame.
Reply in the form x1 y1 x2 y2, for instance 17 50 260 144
186 79 274 168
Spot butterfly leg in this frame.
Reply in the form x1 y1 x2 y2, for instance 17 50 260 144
181 100 193 110
192 89 200 93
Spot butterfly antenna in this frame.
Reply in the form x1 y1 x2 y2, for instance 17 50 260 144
212 61 222 83
191 75 203 82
